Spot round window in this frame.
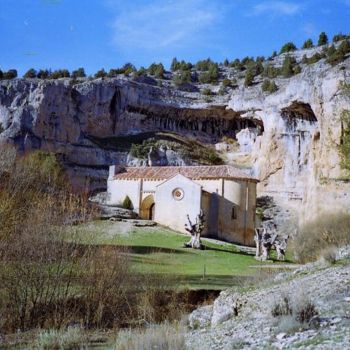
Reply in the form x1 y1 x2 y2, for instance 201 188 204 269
172 188 184 200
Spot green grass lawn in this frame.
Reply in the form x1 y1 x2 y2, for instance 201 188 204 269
72 221 292 289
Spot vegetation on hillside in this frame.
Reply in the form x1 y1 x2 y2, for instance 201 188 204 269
0 146 195 334
2 31 348 85
339 82 350 175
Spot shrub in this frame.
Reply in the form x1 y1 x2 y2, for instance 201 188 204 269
0 123 4 134
318 32 328 46
171 57 179 71
3 69 17 79
326 42 350 66
305 52 325 65
0 69 3 79
94 68 107 78
262 79 278 93
195 58 215 71
35 327 87 350
269 51 277 60
71 67 86 78
122 195 133 210
244 68 255 87
272 291 318 333
320 246 337 264
293 212 350 263
198 63 219 84
134 67 147 77
37 69 50 79
302 39 314 49
148 63 165 78
201 88 212 96
222 78 232 88
116 322 186 350
333 33 350 42
263 64 280 78
50 69 70 79
293 64 302 75
281 56 297 78
173 70 191 86
340 98 350 173
280 42 297 54
24 68 37 78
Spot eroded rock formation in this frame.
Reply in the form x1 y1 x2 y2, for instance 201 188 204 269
0 54 349 221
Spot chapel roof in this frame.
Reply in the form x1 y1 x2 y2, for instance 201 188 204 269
113 165 258 182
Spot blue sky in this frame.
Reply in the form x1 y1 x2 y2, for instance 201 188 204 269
1 0 350 75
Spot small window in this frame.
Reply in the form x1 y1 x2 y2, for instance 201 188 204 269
172 188 184 201
231 206 237 220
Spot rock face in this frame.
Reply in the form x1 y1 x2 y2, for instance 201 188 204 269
0 53 349 222
186 262 350 350
229 58 350 221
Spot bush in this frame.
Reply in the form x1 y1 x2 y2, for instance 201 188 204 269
198 63 219 84
116 322 186 350
272 291 318 333
305 52 325 65
340 99 350 173
148 63 165 78
244 68 255 87
71 67 86 78
0 123 4 134
280 42 297 54
195 58 215 71
3 69 17 79
24 68 37 78
201 88 212 96
327 40 350 66
318 32 328 46
37 69 50 79
173 70 191 86
50 69 70 79
302 39 314 49
281 56 297 78
222 78 232 88
333 33 350 42
261 79 278 93
134 67 147 77
94 68 107 78
263 64 280 78
293 213 350 263
35 327 87 350
171 58 192 72
122 195 133 210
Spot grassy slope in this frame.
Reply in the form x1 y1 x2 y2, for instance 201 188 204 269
73 221 289 289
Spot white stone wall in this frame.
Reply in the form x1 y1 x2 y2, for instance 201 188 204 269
155 174 202 233
107 178 141 211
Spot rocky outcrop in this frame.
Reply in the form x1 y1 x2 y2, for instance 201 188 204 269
186 261 350 349
0 53 349 221
229 58 350 221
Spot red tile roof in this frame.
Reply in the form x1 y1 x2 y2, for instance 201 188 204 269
113 165 258 182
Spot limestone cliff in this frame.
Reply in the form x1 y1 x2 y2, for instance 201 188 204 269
0 49 349 221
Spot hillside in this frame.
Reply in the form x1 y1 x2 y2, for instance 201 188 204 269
0 40 350 222
186 252 350 349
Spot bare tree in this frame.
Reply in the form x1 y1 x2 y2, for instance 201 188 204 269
254 226 289 261
184 211 205 249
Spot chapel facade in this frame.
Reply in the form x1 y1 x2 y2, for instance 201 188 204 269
107 165 258 246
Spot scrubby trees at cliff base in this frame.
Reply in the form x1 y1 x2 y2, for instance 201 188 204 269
0 146 187 333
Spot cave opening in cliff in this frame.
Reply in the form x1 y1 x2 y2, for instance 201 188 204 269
281 102 318 130
125 105 264 143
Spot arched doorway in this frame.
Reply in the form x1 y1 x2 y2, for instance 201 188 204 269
140 195 155 220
